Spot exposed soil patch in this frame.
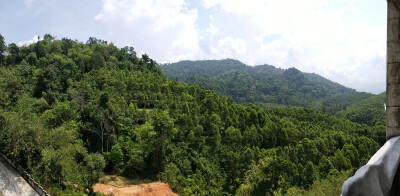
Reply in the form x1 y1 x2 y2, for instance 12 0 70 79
93 181 178 196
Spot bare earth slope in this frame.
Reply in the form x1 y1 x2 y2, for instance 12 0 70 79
93 182 178 196
0 156 38 196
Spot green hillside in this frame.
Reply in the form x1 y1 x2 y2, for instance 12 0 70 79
0 34 384 195
161 59 357 108
322 92 374 114
304 73 356 94
336 92 386 126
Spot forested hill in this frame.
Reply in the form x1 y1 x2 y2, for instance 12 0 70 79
335 92 386 126
161 59 358 107
0 34 384 195
321 92 375 114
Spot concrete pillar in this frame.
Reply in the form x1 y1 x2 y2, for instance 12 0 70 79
387 1 400 140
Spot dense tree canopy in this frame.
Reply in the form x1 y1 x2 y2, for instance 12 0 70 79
161 59 361 108
335 92 386 126
0 34 384 195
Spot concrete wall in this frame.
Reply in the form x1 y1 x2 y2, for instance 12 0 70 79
387 0 400 140
342 136 400 195
0 152 50 196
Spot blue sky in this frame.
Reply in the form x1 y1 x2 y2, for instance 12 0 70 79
0 0 386 93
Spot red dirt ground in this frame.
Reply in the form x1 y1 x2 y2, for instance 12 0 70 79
93 181 178 196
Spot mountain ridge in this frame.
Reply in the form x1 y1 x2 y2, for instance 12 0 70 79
161 59 360 108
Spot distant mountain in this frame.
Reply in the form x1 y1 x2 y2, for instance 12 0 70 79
321 92 374 114
335 92 386 126
304 73 358 94
161 59 358 108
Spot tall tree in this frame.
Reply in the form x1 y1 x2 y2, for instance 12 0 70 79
151 110 176 173
61 37 73 55
33 40 46 58
7 43 20 65
0 34 5 67
43 34 55 44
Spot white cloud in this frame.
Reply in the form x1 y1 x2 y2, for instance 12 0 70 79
210 37 247 57
96 0 196 31
206 15 217 36
95 0 200 62
24 0 53 9
200 0 386 93
18 35 40 46
24 0 36 7
93 0 386 93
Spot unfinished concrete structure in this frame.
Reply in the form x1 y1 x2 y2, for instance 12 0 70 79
387 0 400 140
0 156 39 196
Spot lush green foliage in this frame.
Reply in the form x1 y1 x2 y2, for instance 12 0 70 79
161 59 356 108
321 92 374 114
336 92 386 126
285 170 351 196
0 34 384 195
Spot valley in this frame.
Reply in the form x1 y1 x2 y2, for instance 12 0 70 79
0 34 385 195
